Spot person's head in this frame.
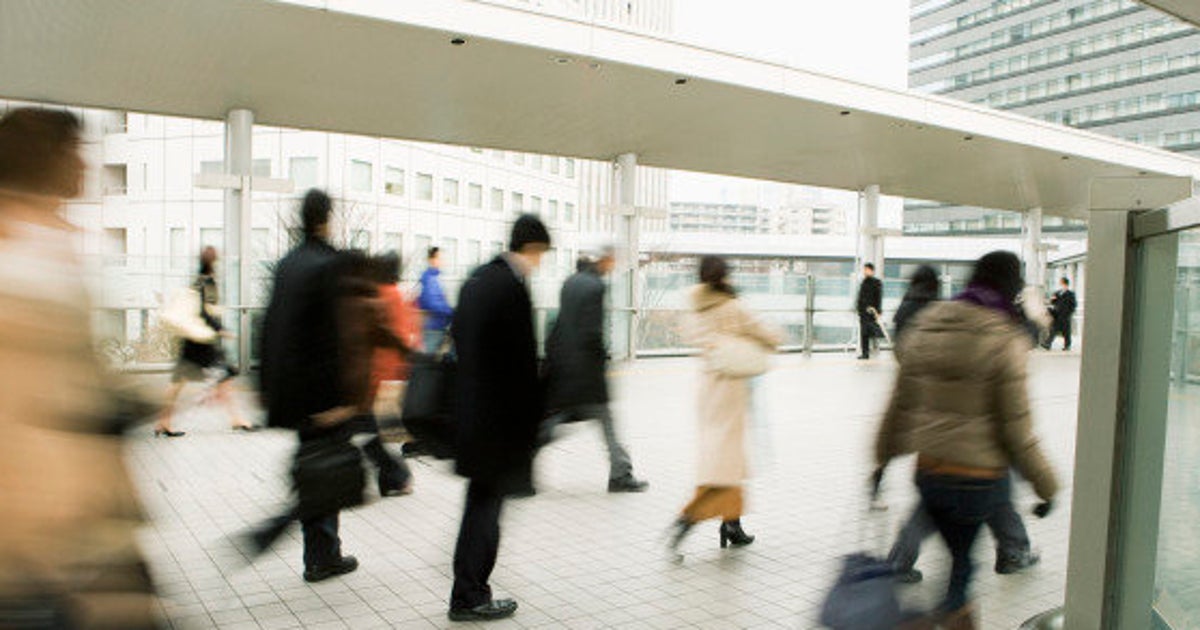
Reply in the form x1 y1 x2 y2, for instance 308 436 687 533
908 264 940 296
0 108 85 201
301 188 333 240
373 251 401 284
595 245 617 276
1060 277 1070 289
427 246 441 269
199 246 218 276
970 251 1024 304
509 214 551 269
699 255 735 296
863 263 876 278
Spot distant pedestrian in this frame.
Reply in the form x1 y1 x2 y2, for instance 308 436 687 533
875 251 1059 628
856 263 883 359
155 246 256 437
419 246 454 352
447 215 551 622
891 265 939 342
542 246 648 493
1042 277 1077 351
257 189 360 583
668 256 781 555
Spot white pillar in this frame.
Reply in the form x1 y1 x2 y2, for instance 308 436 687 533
223 108 253 369
613 153 638 361
859 185 883 271
1022 207 1045 293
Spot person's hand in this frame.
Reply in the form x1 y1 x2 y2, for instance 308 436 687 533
1033 500 1054 519
311 406 356 428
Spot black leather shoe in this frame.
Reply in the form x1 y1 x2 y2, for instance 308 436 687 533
608 476 649 493
995 551 1040 575
304 555 358 583
448 598 518 622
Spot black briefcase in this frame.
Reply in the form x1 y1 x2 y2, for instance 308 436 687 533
400 352 458 459
291 436 365 520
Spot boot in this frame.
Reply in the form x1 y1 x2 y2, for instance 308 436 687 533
719 519 755 548
666 518 694 554
939 605 977 630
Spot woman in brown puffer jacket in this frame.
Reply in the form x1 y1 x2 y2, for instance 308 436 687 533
875 251 1059 629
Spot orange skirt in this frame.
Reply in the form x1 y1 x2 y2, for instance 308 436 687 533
681 485 744 522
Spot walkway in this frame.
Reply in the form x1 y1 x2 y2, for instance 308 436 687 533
128 352 1081 629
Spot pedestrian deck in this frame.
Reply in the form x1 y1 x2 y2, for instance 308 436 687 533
129 352 1080 629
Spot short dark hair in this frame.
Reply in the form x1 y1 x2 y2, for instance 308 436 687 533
301 189 332 237
970 251 1024 303
864 263 875 272
0 107 84 197
427 246 440 260
1060 277 1070 286
509 214 551 252
700 255 735 296
373 251 401 284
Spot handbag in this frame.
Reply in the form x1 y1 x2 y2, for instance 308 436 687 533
160 287 217 343
819 553 905 630
291 436 365 520
706 334 769 378
400 351 458 459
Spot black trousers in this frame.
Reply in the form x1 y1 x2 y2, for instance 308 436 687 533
451 480 505 610
1047 317 1073 349
297 427 348 570
858 315 876 357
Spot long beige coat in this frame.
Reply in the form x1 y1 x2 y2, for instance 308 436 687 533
687 285 782 486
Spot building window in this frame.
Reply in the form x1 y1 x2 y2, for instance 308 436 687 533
443 178 460 206
169 228 187 270
416 173 434 201
385 167 405 195
441 238 458 273
549 158 560 175
467 239 482 267
548 200 559 221
102 164 127 196
382 232 403 257
350 160 373 193
199 228 222 250
350 229 371 251
512 192 524 213
252 159 272 177
565 159 576 178
532 155 543 170
415 235 432 260
565 202 576 223
290 157 318 190
102 228 127 267
491 188 504 212
468 183 483 209
512 153 525 166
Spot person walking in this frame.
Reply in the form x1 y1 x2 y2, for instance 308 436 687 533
419 246 454 352
1042 277 1077 351
891 265 939 341
155 246 256 437
856 262 883 359
448 214 551 622
667 255 781 555
258 189 360 583
875 251 1059 628
542 247 648 493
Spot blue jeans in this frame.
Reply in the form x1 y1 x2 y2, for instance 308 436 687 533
917 473 1011 613
889 483 1030 572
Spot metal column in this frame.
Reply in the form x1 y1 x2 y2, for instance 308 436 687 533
223 109 253 370
1022 207 1045 293
614 153 638 361
859 185 883 270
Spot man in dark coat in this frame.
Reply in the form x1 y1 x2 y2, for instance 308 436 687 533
892 265 939 342
856 262 883 359
541 246 648 493
257 189 359 583
1042 277 1078 351
448 214 550 622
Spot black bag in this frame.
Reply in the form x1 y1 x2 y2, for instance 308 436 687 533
401 352 458 459
291 436 365 520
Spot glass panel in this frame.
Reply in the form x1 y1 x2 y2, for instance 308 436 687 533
1155 228 1200 628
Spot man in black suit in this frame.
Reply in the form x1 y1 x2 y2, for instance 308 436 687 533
1043 277 1078 351
448 214 551 622
258 189 359 583
856 262 883 360
542 246 647 493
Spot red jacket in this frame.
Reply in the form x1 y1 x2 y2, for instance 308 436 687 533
371 283 422 398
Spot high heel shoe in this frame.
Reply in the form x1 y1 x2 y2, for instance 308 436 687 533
667 518 694 554
719 519 755 548
154 428 186 438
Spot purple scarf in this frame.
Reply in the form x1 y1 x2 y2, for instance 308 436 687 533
954 283 1021 321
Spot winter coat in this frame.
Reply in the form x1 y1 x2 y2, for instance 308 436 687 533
371 283 422 391
418 267 454 331
856 276 883 318
687 284 782 487
452 256 543 494
544 264 609 410
874 300 1059 501
892 292 938 342
259 237 348 433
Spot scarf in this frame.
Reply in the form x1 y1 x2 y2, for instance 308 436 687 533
954 283 1021 321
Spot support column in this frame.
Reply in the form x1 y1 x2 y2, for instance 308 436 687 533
223 109 253 370
859 185 883 271
1022 207 1045 293
613 153 638 361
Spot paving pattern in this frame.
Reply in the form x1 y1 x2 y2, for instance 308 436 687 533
128 351 1082 629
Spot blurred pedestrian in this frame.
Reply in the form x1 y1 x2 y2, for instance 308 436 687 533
448 215 550 622
542 246 648 493
419 246 454 352
257 189 361 583
0 107 161 628
856 262 883 359
875 251 1059 628
155 246 256 437
1042 277 1077 351
891 265 939 341
668 255 781 555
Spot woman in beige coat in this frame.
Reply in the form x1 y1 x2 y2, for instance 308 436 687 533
668 256 781 554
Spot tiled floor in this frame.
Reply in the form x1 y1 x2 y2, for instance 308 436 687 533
128 351 1081 629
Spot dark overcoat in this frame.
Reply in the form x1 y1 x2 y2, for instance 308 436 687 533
544 265 609 410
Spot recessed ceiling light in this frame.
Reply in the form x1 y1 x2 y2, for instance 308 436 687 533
840 110 851 116
1139 170 1149 176
1061 155 1070 160
964 135 974 141
553 56 572 65
675 78 688 85
450 37 466 46
589 62 601 70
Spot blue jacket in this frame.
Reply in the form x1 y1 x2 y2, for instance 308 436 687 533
418 267 454 331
